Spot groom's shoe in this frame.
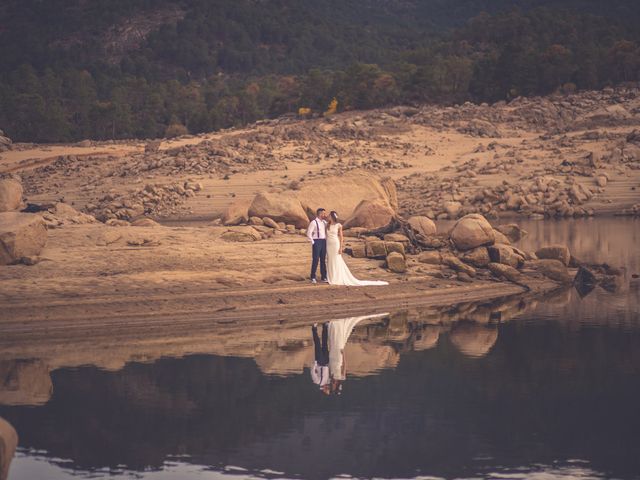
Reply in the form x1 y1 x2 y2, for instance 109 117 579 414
322 278 329 283
311 278 317 284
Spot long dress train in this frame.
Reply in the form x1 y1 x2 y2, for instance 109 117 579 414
326 223 388 287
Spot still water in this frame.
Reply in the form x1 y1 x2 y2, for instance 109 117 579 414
1 218 639 480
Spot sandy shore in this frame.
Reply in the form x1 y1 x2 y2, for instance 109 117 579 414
1 86 638 348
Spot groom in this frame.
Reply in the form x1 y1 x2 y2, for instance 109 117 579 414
307 208 328 284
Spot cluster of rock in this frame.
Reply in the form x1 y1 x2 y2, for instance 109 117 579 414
115 135 287 178
344 212 621 290
0 129 11 152
220 222 303 242
0 178 47 265
399 169 600 220
38 202 98 228
221 173 398 231
85 181 202 222
409 85 640 135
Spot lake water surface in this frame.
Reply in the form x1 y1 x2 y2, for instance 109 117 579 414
1 218 639 480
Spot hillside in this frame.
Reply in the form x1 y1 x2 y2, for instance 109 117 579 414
1 0 640 142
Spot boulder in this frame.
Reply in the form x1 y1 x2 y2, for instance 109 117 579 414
296 173 397 220
407 216 436 237
487 244 525 268
0 213 47 265
343 200 395 230
383 233 409 243
386 252 407 273
492 229 511 245
0 179 23 212
220 226 262 242
443 201 463 219
0 417 17 480
443 255 476 277
385 241 405 257
343 227 368 238
595 174 608 187
349 243 367 258
249 216 264 226
531 259 573 284
449 214 495 251
487 262 523 284
461 247 490 268
366 240 387 259
535 245 571 266
248 192 309 228
262 217 280 229
418 251 443 265
495 223 527 243
221 198 253 226
380 177 399 212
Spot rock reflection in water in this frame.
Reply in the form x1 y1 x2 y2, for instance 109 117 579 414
1 284 639 480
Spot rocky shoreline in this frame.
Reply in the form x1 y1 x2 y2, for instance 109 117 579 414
0 85 637 342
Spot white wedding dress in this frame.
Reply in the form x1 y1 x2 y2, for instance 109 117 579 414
326 223 388 287
328 313 389 380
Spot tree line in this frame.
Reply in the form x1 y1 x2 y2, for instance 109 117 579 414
0 1 639 142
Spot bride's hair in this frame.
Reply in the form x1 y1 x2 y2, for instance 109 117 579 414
328 211 339 228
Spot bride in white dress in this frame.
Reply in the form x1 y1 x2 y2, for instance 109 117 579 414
326 211 389 287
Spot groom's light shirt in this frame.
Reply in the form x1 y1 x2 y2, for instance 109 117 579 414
306 217 327 244
311 362 330 387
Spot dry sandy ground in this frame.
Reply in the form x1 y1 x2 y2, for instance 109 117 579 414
1 86 638 349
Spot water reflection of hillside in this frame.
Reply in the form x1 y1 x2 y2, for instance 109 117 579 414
0 290 567 407
1 292 640 480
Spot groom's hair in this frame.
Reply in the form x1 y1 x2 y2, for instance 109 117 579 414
316 208 325 216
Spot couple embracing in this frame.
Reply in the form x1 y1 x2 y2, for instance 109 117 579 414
306 208 388 287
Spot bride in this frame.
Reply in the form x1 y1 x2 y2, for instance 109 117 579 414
326 211 388 286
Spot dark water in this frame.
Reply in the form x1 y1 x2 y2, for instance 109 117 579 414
1 218 639 480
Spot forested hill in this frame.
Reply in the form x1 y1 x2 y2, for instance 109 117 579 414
1 0 640 142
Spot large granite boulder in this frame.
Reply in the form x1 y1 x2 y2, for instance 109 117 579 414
245 173 398 230
0 179 23 212
531 259 573 284
220 226 262 242
386 251 407 273
488 262 523 284
221 197 253 226
343 200 395 230
296 173 397 220
461 246 490 267
488 243 525 268
248 192 309 228
0 417 18 480
0 212 47 265
449 214 495 251
495 224 527 243
407 216 436 237
535 245 571 266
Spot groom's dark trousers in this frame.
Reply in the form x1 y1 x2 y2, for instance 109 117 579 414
312 323 329 365
311 239 327 280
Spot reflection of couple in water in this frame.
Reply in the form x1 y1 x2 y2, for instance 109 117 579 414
311 315 386 395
